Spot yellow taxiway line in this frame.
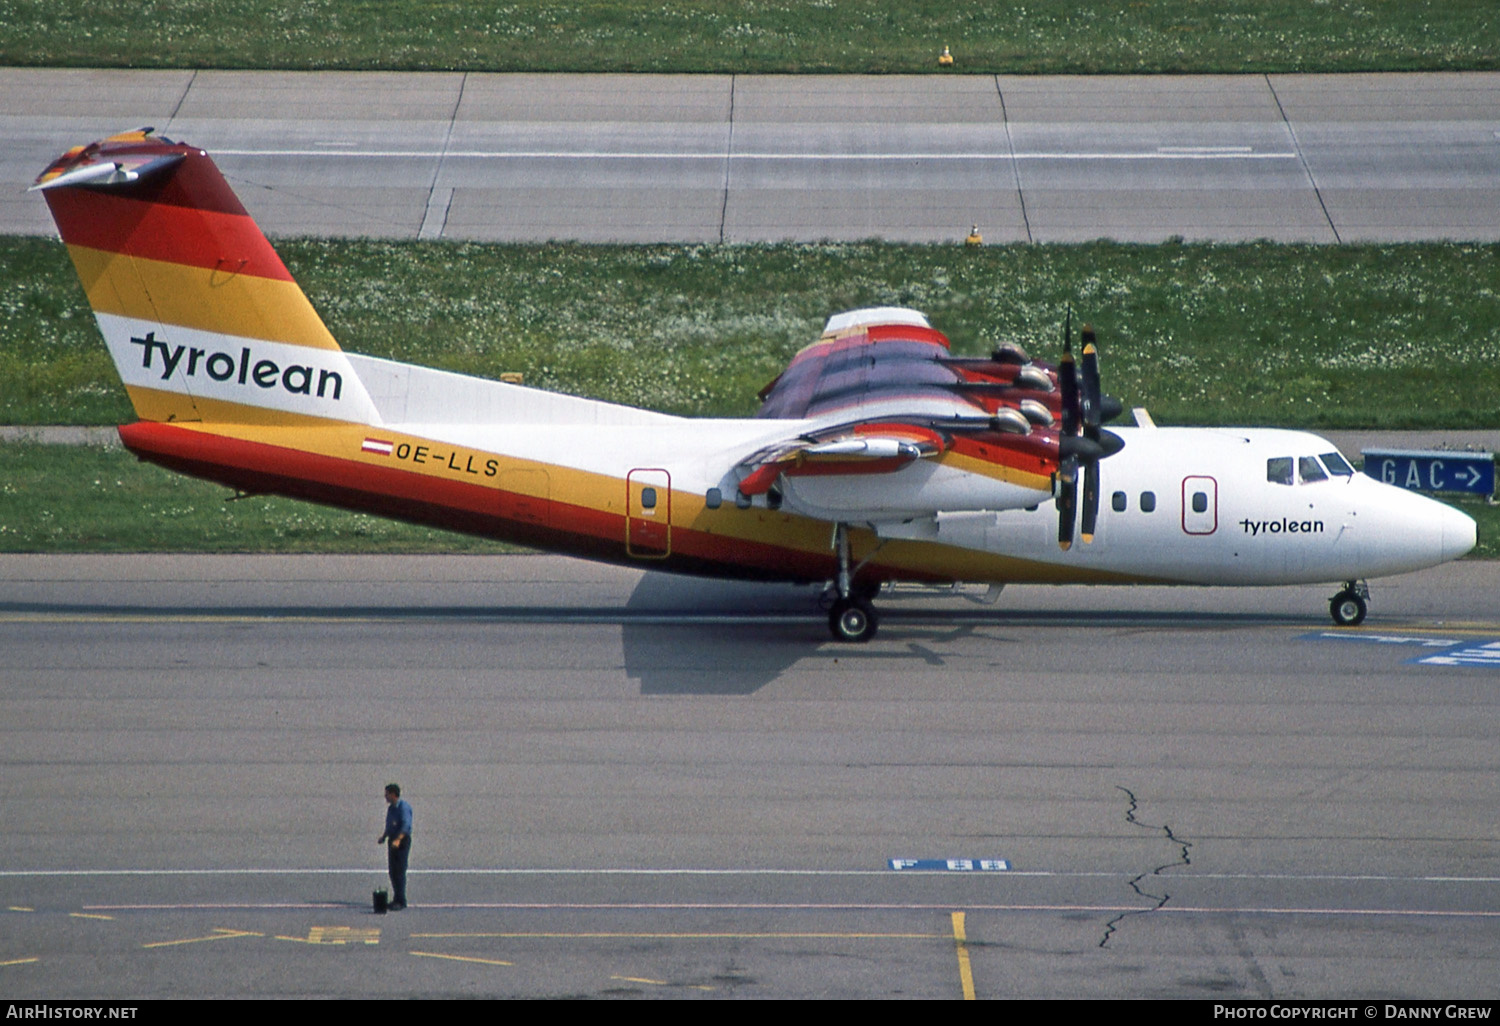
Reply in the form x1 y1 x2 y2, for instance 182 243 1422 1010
951 912 976 1001
411 951 514 967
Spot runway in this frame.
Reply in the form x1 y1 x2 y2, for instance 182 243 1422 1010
2 554 1497 998
4 69 1500 243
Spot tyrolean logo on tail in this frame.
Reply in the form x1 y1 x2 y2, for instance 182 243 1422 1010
129 331 344 400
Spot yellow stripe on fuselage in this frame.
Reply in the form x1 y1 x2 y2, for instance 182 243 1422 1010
67 245 340 350
939 448 1053 492
161 420 1133 585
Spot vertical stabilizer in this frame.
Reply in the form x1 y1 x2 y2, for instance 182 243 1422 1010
33 129 378 426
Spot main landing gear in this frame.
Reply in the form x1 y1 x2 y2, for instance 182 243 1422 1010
827 523 879 643
1329 580 1370 626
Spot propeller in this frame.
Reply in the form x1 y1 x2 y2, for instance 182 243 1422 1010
1079 328 1102 543
1056 313 1080 550
1055 319 1124 550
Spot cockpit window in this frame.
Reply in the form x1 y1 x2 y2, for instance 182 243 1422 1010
1267 457 1293 486
1298 456 1327 484
1319 452 1354 477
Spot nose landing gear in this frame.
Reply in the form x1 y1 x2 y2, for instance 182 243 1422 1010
1329 580 1369 626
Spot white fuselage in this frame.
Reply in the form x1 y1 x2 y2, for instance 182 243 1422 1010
901 426 1477 586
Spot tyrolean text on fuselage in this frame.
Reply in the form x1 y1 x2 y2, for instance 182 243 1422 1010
1240 517 1325 537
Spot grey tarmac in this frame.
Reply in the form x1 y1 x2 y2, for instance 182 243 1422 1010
1 554 1497 998
3 69 1499 243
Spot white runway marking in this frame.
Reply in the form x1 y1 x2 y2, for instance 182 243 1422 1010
6 867 1496 882
214 148 1297 162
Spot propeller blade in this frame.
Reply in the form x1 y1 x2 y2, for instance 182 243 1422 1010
1081 458 1100 543
1059 348 1079 439
1056 460 1077 551
1080 326 1101 438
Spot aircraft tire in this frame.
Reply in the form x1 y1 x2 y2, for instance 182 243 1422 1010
829 598 878 643
1329 591 1367 626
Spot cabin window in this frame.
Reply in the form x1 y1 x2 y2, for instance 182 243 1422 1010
1111 491 1127 512
705 487 722 509
1267 457 1293 485
640 487 657 509
1298 456 1327 484
735 491 752 510
1191 491 1208 514
1320 452 1354 477
766 486 783 511
1140 491 1157 513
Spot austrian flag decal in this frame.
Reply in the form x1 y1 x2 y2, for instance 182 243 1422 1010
362 437 395 456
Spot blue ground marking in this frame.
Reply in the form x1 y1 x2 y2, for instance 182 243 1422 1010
888 859 1010 871
1298 630 1500 669
1409 642 1500 668
1298 631 1464 648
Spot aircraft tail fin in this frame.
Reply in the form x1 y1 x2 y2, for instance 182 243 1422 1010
33 129 378 426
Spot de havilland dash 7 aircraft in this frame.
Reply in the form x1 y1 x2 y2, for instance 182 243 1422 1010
33 130 1477 641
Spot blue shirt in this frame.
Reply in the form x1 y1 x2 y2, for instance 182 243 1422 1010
385 799 413 840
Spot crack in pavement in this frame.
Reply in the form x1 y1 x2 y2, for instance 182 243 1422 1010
1100 785 1194 948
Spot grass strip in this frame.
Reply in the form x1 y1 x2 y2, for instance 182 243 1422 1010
0 442 516 553
1 1 1495 74
3 236 1498 430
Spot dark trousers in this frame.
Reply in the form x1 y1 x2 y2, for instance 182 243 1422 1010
387 838 411 906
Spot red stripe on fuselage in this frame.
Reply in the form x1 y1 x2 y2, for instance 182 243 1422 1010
46 186 293 282
115 422 853 584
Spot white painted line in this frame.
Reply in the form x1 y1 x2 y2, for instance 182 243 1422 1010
215 148 1296 162
81 900 1500 919
9 867 1497 882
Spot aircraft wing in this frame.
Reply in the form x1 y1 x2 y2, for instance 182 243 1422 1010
734 307 1078 521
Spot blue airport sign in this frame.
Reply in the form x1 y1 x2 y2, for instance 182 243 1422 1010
1363 449 1494 497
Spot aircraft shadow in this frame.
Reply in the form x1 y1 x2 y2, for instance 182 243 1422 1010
621 572 825 695
617 573 1314 696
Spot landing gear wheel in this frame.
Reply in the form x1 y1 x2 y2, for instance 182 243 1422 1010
829 598 878 643
1329 590 1367 626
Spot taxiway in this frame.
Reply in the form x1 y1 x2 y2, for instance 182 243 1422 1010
3 69 1499 243
2 554 1497 998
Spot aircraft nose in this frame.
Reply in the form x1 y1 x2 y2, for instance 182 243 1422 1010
1440 501 1477 562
